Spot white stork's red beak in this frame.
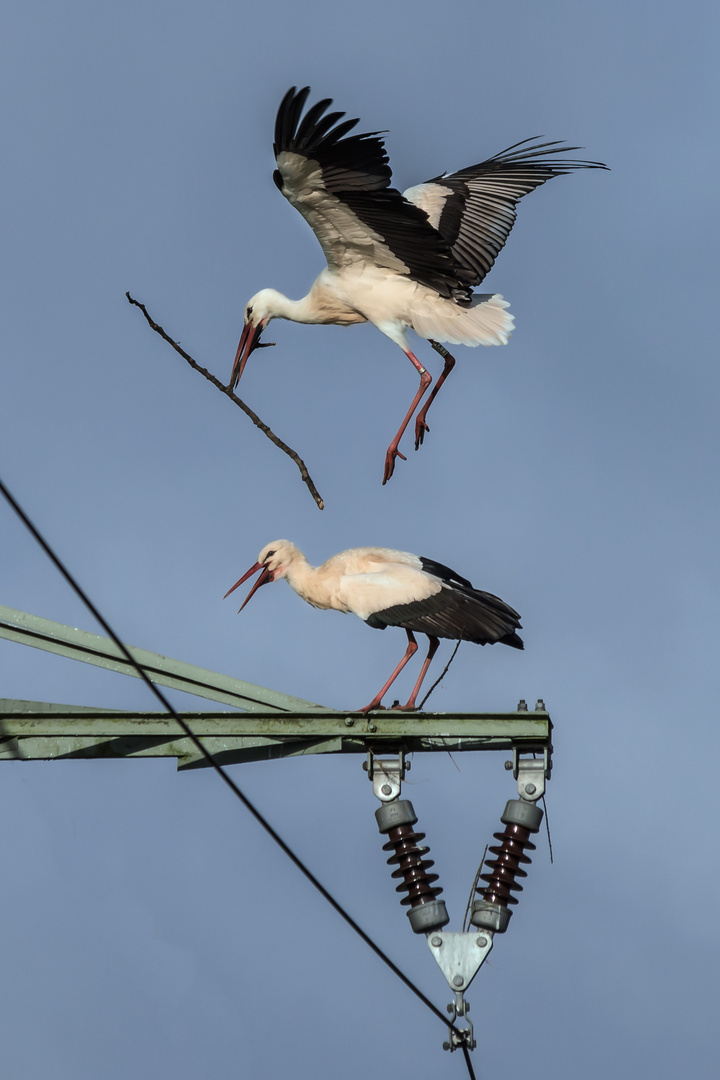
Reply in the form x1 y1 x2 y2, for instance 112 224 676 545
224 561 273 611
230 321 265 390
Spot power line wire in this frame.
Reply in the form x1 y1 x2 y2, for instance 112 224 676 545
0 474 464 1040
462 1045 477 1079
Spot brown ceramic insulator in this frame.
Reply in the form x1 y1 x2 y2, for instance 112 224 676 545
382 821 443 908
479 823 536 907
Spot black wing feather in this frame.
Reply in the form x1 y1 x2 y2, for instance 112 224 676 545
294 98 335 146
419 556 473 589
274 85 310 151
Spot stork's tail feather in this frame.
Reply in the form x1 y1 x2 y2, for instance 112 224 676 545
411 293 514 347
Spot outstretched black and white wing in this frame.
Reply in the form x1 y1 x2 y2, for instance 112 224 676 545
404 140 609 288
272 87 465 300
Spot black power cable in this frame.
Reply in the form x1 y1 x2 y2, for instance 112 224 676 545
462 1045 478 1080
0 475 473 1054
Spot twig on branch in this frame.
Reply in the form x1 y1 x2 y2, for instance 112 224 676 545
125 292 324 510
418 640 461 710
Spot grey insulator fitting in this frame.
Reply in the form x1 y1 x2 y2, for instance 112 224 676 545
501 798 543 833
470 899 512 934
408 899 449 935
375 799 417 834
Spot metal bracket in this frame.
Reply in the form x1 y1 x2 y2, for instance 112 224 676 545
363 750 409 802
508 743 552 802
427 930 494 996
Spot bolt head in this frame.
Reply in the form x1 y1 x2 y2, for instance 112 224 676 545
430 935 443 947
476 936 488 947
367 723 377 732
345 717 354 727
504 760 513 770
381 783 392 796
525 783 537 795
453 975 464 987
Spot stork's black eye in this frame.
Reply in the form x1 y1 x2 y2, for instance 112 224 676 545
265 550 276 559
246 305 253 317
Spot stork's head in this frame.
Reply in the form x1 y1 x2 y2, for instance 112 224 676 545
224 540 299 611
229 289 280 390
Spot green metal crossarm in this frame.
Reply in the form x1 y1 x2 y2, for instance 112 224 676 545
0 604 329 713
0 700 552 769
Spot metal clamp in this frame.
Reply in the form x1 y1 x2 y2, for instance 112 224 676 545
443 991 476 1052
363 750 409 802
507 745 551 802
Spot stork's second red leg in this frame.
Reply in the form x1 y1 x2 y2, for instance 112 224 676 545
383 349 431 484
396 635 440 711
359 630 418 713
414 341 456 450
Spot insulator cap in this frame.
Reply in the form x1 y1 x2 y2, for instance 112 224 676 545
407 899 449 935
501 798 544 832
470 899 512 934
375 799 417 834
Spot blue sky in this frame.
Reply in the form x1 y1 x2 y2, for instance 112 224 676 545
1 1 718 1076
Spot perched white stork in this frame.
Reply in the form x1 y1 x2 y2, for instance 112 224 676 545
225 540 523 713
231 86 607 483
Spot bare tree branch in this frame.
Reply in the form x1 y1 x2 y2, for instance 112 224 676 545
126 292 324 510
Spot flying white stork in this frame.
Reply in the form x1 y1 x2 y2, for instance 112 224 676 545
231 86 607 483
225 540 523 713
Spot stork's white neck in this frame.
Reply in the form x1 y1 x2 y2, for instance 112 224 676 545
281 554 330 610
253 279 366 328
260 289 319 324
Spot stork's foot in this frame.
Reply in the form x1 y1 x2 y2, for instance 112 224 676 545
382 443 406 485
358 700 387 715
414 413 430 449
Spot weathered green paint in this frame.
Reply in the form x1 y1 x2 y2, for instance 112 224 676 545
0 604 329 713
0 700 551 769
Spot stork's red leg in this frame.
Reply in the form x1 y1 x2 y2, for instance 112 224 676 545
359 630 418 713
383 350 431 484
414 341 456 450
396 636 440 711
